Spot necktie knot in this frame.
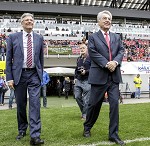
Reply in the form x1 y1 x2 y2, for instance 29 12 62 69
27 33 31 38
104 32 108 36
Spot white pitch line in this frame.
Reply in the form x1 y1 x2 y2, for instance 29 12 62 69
125 137 150 143
73 137 150 146
76 141 114 146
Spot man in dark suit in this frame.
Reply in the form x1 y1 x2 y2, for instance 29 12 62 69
6 13 44 145
83 10 125 146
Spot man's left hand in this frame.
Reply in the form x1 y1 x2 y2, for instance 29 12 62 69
107 61 117 72
81 69 86 75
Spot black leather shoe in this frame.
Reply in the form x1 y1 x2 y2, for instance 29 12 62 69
30 137 44 145
16 132 26 140
109 137 125 145
83 131 91 138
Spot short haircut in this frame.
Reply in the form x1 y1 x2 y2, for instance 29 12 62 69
20 13 34 23
79 43 88 56
79 43 87 49
97 10 112 22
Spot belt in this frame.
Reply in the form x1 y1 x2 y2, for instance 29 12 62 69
22 68 36 71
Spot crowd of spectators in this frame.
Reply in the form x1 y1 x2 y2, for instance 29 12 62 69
0 32 149 61
48 40 80 46
0 34 7 61
45 38 150 60
123 38 150 62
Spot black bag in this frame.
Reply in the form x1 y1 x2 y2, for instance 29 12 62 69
2 84 9 93
131 92 135 98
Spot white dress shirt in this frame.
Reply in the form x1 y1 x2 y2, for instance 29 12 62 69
22 30 35 68
101 29 110 41
100 29 118 66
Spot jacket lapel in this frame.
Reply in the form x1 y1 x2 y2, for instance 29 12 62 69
109 32 114 47
33 32 39 61
97 30 108 48
33 32 36 56
18 32 24 56
109 32 114 54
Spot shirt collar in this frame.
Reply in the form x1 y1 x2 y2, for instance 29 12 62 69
23 30 33 37
100 29 109 36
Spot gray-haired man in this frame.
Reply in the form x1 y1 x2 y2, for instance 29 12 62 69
83 10 125 146
6 13 44 145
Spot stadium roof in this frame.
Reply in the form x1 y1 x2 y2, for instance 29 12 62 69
16 0 150 11
1 1 149 19
77 0 149 11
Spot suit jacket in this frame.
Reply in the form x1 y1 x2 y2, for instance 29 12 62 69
6 32 44 85
88 30 124 85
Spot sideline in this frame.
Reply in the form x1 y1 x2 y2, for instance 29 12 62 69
74 137 150 146
0 97 150 110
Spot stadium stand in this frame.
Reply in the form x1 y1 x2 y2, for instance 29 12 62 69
0 0 149 62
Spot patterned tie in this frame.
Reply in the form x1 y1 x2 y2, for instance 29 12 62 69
104 32 112 61
27 33 32 68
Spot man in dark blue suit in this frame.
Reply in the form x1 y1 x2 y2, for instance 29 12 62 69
6 13 44 145
83 10 125 146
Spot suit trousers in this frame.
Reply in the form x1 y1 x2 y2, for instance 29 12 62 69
14 69 41 138
84 76 120 139
57 88 61 97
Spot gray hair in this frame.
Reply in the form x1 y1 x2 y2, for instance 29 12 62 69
20 13 34 23
97 10 112 22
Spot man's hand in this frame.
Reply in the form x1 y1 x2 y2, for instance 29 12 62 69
8 80 15 90
106 61 117 72
81 69 86 75
74 79 77 84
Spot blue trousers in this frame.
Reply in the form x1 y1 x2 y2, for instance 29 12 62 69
9 88 15 108
15 70 41 138
135 87 141 98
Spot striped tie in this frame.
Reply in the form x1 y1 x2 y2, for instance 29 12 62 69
27 33 32 68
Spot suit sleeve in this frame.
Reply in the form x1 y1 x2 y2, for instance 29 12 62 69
6 35 14 81
113 34 124 66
